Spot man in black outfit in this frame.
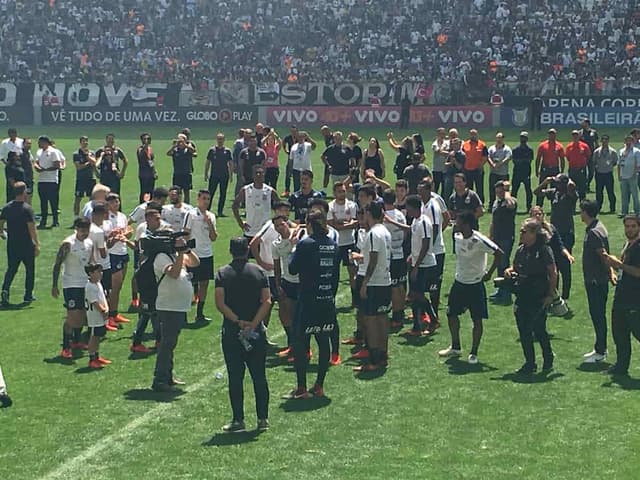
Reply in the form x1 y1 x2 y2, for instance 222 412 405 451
579 119 599 192
95 133 128 195
0 182 39 306
289 170 324 223
281 125 298 196
285 210 340 399
204 133 232 216
136 133 157 204
603 215 640 376
167 136 195 204
72 136 96 218
511 132 534 212
215 237 271 433
238 135 267 186
321 131 353 187
20 138 34 204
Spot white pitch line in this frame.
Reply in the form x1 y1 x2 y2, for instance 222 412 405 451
40 290 350 480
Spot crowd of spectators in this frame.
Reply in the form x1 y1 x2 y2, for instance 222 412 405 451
0 0 638 98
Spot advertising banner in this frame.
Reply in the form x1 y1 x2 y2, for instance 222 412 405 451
541 108 640 126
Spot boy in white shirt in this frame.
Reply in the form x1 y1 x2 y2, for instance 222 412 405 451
85 264 112 369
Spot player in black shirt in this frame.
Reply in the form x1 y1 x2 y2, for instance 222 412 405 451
20 138 34 204
72 136 96 217
1 182 39 306
511 132 534 212
5 152 25 203
238 136 267 186
95 133 127 194
205 133 233 216
215 237 271 433
167 136 195 204
320 125 334 188
489 180 517 305
288 170 324 222
136 133 157 204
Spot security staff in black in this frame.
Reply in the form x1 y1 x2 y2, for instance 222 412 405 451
136 133 157 204
603 216 640 376
505 218 557 374
204 133 232 216
285 210 340 399
215 237 271 433
0 182 39 306
579 119 599 192
511 132 534 212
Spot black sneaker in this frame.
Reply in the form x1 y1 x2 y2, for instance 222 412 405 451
1 291 9 308
37 223 47 230
257 418 269 432
541 361 554 372
218 212 227 218
0 394 12 408
222 420 246 433
516 363 537 374
23 295 36 303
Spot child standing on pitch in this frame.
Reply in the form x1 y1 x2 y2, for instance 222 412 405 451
85 264 112 369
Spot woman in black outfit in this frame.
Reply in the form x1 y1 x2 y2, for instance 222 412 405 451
347 132 364 183
361 137 385 179
387 133 413 180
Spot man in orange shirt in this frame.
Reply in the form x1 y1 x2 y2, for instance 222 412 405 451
565 130 591 200
535 128 565 207
462 129 491 205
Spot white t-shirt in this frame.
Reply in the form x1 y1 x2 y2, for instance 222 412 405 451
85 280 107 327
290 142 313 171
356 228 368 276
384 208 407 260
423 199 445 255
410 214 436 268
90 223 111 270
154 253 193 312
328 199 358 246
361 223 392 287
244 183 274 236
162 203 193 232
488 144 512 176
129 201 150 225
37 147 64 183
454 230 499 284
107 211 128 255
255 221 279 277
186 208 217 258
431 138 449 172
0 137 23 162
62 235 93 289
272 233 299 284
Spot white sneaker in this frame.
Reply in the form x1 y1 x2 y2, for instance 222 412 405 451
468 354 478 365
583 350 607 363
438 346 462 357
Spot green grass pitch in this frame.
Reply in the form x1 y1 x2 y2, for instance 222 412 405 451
1 125 639 479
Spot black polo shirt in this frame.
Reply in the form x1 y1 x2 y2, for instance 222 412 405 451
73 149 95 182
137 145 155 179
171 148 194 175
513 242 555 304
323 144 353 176
549 190 577 234
0 200 35 245
582 219 610 284
614 240 640 308
239 147 267 181
491 197 516 240
402 163 431 194
512 144 534 174
289 189 324 222
5 162 25 185
448 189 482 230
207 146 232 178
215 260 268 335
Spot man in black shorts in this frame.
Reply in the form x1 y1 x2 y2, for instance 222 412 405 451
439 211 502 365
205 133 233 217
73 136 97 218
136 133 157 204
167 136 195 204
95 133 128 195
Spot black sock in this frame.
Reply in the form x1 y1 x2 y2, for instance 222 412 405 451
411 305 423 331
72 328 82 343
89 352 97 361
62 326 71 349
108 310 116 318
197 301 204 318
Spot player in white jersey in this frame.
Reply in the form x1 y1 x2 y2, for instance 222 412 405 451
381 189 408 329
185 190 218 322
233 164 279 246
419 177 449 325
127 187 169 311
344 210 369 351
105 193 134 325
52 218 93 359
272 215 301 360
354 202 392 372
438 211 503 365
327 181 359 308
84 264 111 369
162 186 193 232
249 201 291 343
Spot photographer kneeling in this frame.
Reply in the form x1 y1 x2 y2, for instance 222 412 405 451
150 230 199 392
503 218 558 374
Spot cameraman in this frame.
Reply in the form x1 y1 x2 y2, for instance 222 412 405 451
505 218 557 374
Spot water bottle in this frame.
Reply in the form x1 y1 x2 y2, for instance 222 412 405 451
238 330 254 351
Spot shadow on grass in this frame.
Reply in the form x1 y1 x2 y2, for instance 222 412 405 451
128 351 156 361
492 371 565 384
43 356 75 366
576 362 611 373
265 356 289 369
0 301 33 311
601 375 640 390
202 430 263 447
444 357 499 375
354 366 387 380
182 319 211 330
396 334 434 347
279 396 332 412
123 388 186 403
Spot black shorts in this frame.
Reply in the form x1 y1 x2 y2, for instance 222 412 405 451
89 325 107 337
189 256 214 281
338 244 356 267
268 276 279 302
63 287 85 311
361 285 391 316
281 279 299 300
447 280 488 320
391 258 408 287
172 173 193 190
101 268 112 293
75 178 96 198
110 253 130 273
